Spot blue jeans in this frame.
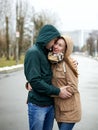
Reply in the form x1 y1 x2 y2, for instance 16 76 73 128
58 122 75 130
28 103 54 130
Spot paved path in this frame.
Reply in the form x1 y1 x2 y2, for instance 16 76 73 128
0 55 98 130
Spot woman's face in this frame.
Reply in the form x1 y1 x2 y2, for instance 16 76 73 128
53 38 66 54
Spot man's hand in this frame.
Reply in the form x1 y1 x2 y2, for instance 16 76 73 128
25 82 32 91
59 86 72 99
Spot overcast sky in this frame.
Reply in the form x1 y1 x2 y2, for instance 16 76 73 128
28 0 98 31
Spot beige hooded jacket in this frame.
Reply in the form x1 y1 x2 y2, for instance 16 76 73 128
52 35 82 123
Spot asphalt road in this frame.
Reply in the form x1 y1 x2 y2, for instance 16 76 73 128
0 54 98 130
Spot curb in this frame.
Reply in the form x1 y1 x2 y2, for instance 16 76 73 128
0 64 24 74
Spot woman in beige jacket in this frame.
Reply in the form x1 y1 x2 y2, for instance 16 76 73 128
26 35 81 130
48 35 81 130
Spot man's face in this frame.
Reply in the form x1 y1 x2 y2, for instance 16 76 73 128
46 38 57 50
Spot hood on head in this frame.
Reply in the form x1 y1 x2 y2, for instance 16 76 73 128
61 35 73 57
36 24 60 48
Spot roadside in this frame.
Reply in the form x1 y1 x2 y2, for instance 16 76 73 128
0 53 98 74
0 64 23 74
0 64 24 80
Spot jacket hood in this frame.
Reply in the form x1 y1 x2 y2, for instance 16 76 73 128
36 24 61 48
61 35 73 57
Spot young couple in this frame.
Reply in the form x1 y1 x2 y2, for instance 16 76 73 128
24 24 81 130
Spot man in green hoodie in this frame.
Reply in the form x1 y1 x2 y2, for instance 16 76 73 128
24 24 72 130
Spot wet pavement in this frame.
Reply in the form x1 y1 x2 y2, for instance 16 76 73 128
0 54 98 130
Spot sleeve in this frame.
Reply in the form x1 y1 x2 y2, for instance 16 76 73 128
65 64 78 93
24 49 60 96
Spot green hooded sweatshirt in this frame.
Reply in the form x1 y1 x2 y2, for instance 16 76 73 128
24 24 61 106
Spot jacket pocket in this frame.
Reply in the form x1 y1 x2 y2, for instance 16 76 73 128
55 67 65 78
56 96 75 112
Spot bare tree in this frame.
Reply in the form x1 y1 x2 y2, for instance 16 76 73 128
0 0 61 61
0 0 13 59
86 31 98 56
86 33 95 56
15 0 29 61
32 10 59 43
5 16 10 60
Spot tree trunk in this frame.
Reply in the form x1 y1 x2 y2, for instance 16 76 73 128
19 17 24 60
5 16 10 60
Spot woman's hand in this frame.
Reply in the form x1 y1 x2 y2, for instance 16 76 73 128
72 58 78 69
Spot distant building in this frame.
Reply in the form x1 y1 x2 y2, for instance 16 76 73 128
61 30 92 48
